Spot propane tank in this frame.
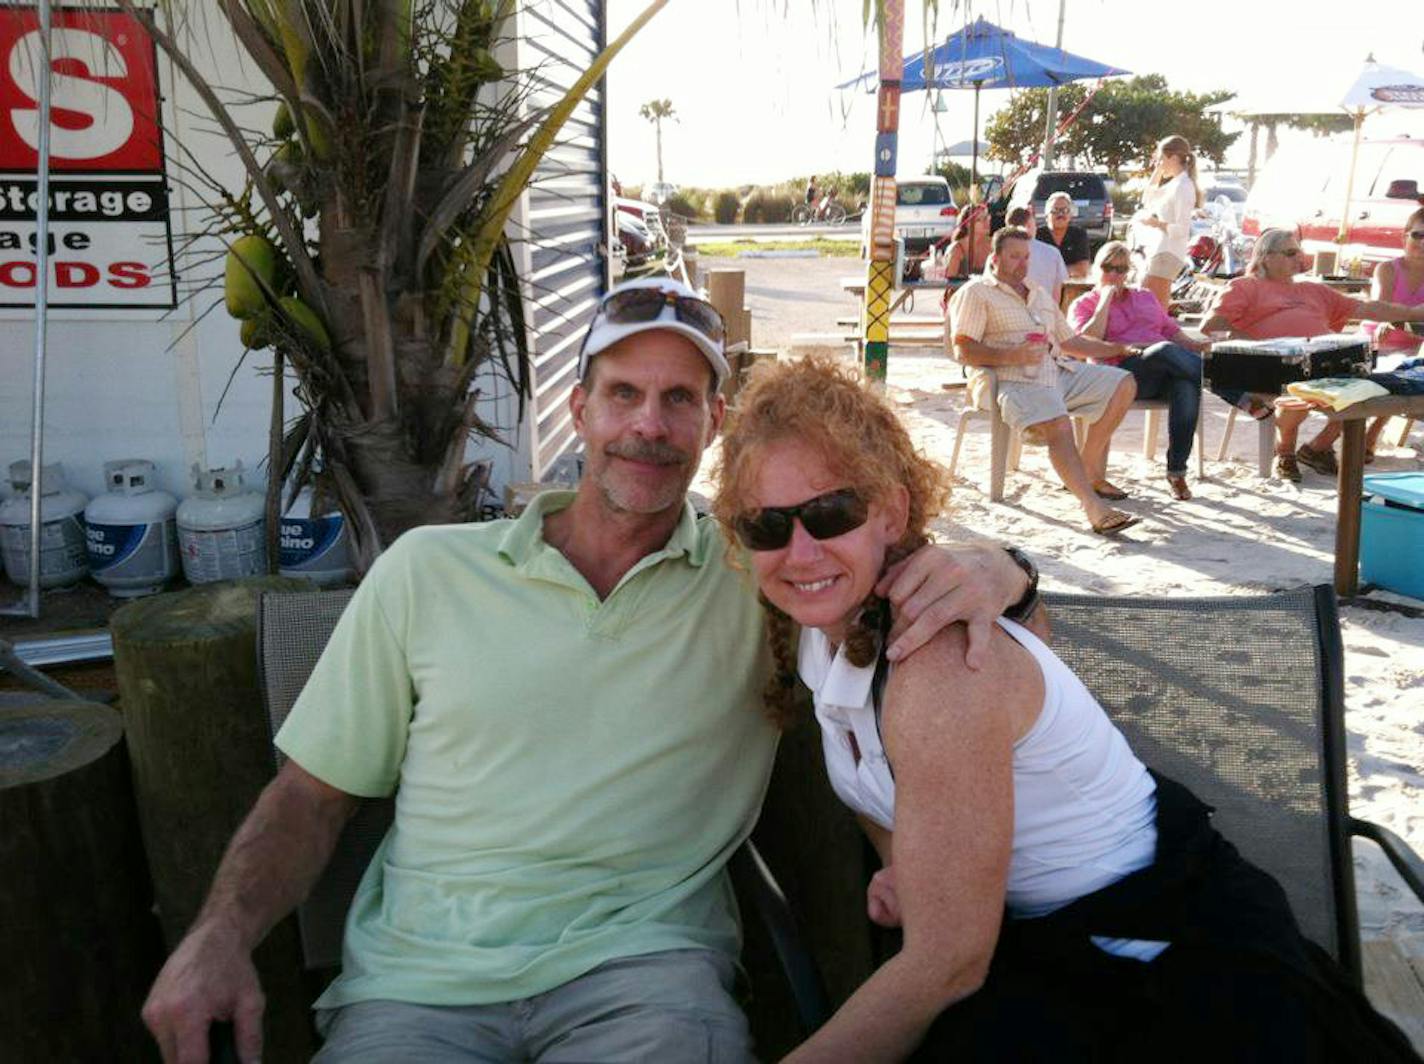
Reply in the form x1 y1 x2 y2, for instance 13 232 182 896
84 460 181 597
278 487 353 587
0 462 89 588
175 462 267 584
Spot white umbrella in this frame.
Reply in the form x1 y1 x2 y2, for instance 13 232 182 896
1337 60 1424 242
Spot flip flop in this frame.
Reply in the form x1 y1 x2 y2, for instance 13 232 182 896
1166 474 1192 501
1091 510 1141 536
1092 480 1130 501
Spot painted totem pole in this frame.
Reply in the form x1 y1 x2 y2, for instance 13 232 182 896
861 0 904 384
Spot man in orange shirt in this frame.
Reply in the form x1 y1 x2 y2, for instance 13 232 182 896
1201 228 1424 481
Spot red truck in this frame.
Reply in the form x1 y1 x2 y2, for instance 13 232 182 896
1242 136 1424 266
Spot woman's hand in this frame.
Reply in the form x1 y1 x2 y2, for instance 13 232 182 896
867 866 902 928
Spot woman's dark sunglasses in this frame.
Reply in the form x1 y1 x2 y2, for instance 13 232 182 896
734 489 869 552
1408 230 1424 241
597 288 726 344
1101 263 1130 274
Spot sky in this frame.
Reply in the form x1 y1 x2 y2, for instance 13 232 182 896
604 0 1424 189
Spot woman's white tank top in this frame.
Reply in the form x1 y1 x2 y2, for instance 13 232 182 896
799 617 1159 921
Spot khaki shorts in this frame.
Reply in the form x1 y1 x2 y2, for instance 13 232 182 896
990 363 1130 430
1145 251 1183 280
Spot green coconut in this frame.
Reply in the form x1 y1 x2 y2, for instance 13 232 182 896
239 315 272 350
277 296 331 352
224 235 279 319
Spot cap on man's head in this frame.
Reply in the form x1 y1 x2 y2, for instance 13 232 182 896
578 277 729 389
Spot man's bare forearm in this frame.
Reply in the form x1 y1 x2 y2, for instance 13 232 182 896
953 336 1031 367
195 760 359 949
1060 334 1126 361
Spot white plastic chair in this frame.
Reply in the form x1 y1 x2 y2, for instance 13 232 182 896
1216 406 1278 477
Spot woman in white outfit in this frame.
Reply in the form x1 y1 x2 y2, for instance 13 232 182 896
1132 134 1201 308
711 354 1416 1063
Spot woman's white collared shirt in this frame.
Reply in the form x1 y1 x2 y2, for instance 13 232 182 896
797 618 1166 962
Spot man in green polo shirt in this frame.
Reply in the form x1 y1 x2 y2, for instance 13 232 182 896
141 277 1029 1064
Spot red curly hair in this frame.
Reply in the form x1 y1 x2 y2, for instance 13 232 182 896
712 353 951 726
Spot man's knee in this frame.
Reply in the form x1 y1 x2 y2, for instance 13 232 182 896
1034 415 1074 444
1112 373 1137 404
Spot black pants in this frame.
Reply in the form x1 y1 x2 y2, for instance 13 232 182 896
911 774 1420 1063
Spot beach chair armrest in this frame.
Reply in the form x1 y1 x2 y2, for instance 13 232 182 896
1350 817 1424 904
728 840 832 1035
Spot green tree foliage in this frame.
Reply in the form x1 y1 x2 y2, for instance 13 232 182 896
985 75 1240 176
713 191 741 224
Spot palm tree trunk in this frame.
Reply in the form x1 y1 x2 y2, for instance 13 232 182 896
656 119 663 183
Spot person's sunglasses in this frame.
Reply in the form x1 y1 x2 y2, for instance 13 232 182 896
1050 209 1072 217
1102 263 1130 274
1407 230 1424 241
594 287 726 344
733 489 869 551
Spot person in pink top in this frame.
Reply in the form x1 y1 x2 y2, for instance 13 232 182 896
1200 228 1424 481
1315 205 1424 459
1070 241 1263 500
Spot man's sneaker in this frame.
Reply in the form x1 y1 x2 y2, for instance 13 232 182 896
1275 453 1302 482
1296 444 1338 476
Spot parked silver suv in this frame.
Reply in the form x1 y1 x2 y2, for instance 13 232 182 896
1007 170 1113 245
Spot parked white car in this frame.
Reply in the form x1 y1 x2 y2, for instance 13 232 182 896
861 176 959 260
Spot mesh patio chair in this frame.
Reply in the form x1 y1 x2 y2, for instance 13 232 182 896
254 588 830 1038
1040 584 1424 981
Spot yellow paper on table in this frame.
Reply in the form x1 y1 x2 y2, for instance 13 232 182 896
1285 377 1389 411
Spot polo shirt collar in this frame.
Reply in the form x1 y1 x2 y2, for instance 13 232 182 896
497 489 709 570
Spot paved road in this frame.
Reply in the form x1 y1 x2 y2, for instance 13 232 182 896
688 222 860 242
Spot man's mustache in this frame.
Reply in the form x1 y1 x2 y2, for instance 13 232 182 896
605 440 688 466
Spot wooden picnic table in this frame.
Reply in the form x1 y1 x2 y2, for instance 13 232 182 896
1326 393 1424 596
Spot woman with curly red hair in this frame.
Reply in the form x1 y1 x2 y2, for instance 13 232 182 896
711 354 1415 1062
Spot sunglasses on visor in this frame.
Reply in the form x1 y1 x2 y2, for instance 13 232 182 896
734 489 870 551
594 287 726 344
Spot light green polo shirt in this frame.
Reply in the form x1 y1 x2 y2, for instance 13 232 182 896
275 491 778 1008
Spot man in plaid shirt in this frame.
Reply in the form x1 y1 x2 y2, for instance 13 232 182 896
949 227 1142 536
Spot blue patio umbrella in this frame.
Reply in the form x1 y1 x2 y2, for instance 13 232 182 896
839 17 1129 183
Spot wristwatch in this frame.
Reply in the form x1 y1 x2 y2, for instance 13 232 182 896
1002 547 1041 624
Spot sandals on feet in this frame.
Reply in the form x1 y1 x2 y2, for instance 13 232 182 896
1092 480 1130 501
1166 474 1192 501
1091 510 1141 536
1296 444 1339 476
1274 454 1302 482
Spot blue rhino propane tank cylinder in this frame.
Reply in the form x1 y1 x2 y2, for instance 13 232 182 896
0 461 89 588
176 462 267 584
278 487 353 587
83 459 180 597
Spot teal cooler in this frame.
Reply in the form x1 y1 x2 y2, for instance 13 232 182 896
1360 472 1424 600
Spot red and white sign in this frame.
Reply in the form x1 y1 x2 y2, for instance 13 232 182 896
0 6 174 308
0 7 163 172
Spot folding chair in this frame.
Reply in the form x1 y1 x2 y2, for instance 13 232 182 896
1041 585 1424 980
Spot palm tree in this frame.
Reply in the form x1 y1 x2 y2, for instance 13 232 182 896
109 0 668 572
638 98 677 184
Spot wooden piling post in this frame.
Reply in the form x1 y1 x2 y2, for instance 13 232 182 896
111 577 319 1060
0 700 164 1061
